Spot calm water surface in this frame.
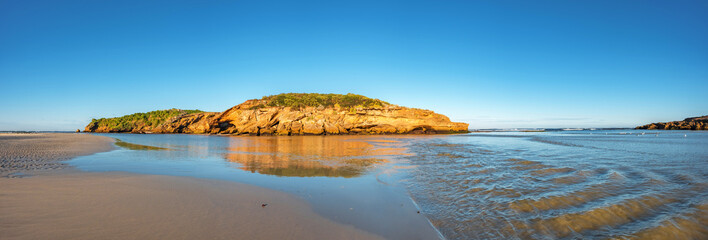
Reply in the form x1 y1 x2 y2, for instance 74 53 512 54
71 130 708 239
71 134 441 240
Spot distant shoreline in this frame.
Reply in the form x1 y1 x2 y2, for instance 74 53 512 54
635 115 707 130
9 128 683 135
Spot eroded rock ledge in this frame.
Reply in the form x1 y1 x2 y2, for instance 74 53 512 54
85 93 469 135
635 116 707 130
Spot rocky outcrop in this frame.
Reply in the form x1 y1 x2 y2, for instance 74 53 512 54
208 99 468 135
85 94 470 135
84 121 118 133
636 116 707 130
152 112 219 134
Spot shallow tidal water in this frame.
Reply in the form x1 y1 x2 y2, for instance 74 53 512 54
70 130 708 239
403 130 708 239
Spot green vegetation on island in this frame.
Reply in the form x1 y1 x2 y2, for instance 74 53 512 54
87 109 203 132
261 93 389 109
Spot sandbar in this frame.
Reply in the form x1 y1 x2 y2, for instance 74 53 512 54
0 133 114 177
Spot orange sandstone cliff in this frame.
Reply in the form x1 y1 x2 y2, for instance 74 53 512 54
85 93 469 135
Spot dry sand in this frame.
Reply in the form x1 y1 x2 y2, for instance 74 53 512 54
0 133 384 239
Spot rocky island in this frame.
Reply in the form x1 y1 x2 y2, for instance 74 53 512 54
85 93 469 135
635 115 707 130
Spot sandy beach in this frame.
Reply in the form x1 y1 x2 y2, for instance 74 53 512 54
0 133 384 239
0 133 115 177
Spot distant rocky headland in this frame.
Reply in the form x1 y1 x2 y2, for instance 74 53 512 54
85 93 470 135
635 116 707 130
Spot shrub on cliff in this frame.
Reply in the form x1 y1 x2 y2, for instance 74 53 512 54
88 109 203 131
262 93 389 109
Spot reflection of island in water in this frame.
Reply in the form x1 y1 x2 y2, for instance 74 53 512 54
224 136 408 177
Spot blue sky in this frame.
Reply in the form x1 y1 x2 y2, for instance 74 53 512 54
1 0 707 130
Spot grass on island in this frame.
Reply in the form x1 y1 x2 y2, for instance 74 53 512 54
260 93 389 109
89 109 203 132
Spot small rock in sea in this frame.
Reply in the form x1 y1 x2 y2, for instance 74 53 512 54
261 203 268 208
417 211 420 214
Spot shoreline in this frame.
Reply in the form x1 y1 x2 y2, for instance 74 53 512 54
84 130 471 136
0 133 416 239
77 133 444 239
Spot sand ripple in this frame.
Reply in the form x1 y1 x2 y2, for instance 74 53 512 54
0 133 114 177
402 134 708 239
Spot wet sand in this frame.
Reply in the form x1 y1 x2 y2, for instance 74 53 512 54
0 133 384 239
0 173 382 240
0 133 115 177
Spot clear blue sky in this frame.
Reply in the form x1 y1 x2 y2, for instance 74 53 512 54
1 0 707 130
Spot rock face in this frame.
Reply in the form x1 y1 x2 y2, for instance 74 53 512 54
152 112 219 134
209 99 468 135
635 116 708 130
85 93 470 135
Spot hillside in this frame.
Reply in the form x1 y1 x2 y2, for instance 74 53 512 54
85 109 217 133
